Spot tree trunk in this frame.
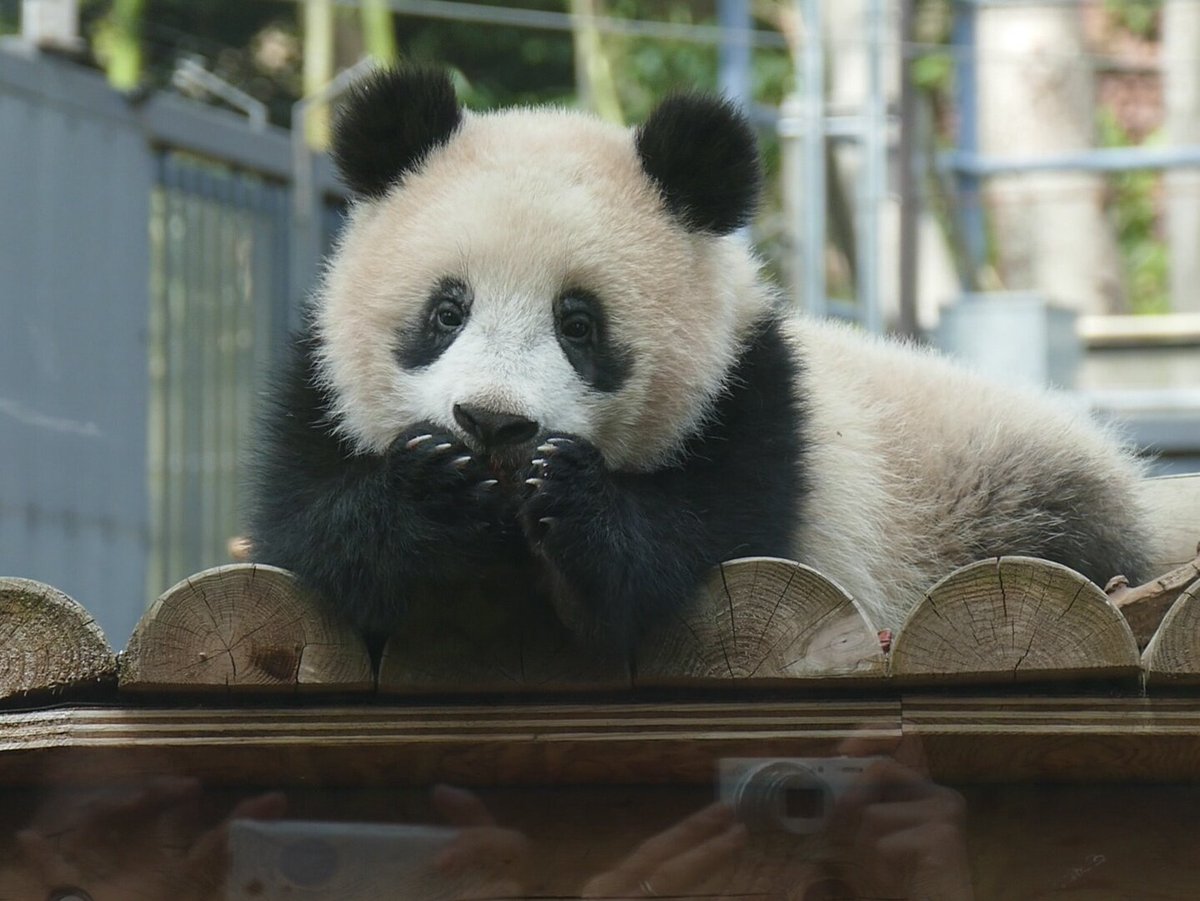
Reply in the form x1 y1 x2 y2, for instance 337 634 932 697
978 5 1126 314
1163 0 1200 312
103 0 144 91
302 0 334 149
360 0 398 66
570 0 623 123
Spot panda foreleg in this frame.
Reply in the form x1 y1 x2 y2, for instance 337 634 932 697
249 342 511 632
516 319 805 650
517 433 711 650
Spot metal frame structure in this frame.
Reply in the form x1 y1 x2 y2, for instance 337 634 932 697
780 0 890 332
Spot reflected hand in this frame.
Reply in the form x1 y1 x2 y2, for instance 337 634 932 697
581 802 747 899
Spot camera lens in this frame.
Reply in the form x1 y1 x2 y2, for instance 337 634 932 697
734 761 830 834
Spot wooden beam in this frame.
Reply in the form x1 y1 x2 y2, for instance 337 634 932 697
120 564 372 693
0 578 116 700
635 558 886 686
6 697 1200 786
890 557 1141 684
0 701 901 787
904 696 1200 783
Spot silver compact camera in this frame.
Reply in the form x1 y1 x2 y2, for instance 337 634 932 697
718 757 884 835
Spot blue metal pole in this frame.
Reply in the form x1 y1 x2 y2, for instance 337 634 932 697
952 0 985 284
801 0 827 318
717 0 752 107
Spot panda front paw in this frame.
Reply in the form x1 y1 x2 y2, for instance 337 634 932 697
390 422 501 528
519 434 639 643
519 434 610 546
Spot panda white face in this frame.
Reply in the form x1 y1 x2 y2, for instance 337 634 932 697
314 106 771 472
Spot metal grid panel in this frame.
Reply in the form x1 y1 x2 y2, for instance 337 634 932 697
146 152 292 599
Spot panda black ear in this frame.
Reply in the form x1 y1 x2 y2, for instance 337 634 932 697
634 94 761 235
331 67 462 200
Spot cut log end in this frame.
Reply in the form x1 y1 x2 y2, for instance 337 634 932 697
0 577 115 700
119 564 372 693
1142 578 1200 685
635 557 886 686
890 557 1141 684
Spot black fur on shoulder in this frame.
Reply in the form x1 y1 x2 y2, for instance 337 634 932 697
246 333 521 634
517 315 806 650
635 93 762 235
331 66 462 200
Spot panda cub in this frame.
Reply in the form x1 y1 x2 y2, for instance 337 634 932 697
249 67 1152 651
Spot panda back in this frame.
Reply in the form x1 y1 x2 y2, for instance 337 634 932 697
781 315 1154 631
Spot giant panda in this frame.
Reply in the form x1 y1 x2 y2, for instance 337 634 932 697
248 66 1153 651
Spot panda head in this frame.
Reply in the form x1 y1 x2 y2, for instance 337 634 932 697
315 67 772 472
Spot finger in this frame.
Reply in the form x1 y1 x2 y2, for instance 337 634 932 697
435 826 529 874
829 758 942 837
432 784 497 828
640 822 748 897
16 828 75 886
835 733 902 760
581 805 736 897
615 803 736 880
852 797 963 853
186 791 288 873
864 822 974 900
72 778 202 849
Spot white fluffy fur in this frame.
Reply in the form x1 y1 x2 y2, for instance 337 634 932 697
784 318 1153 629
313 101 1154 633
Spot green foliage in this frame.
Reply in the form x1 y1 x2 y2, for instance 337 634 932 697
1104 0 1162 39
0 0 16 37
398 0 576 109
1097 108 1169 314
911 51 952 93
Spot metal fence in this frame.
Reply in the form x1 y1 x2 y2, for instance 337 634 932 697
146 153 293 599
0 47 342 643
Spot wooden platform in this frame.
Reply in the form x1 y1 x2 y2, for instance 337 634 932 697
4 695 1200 787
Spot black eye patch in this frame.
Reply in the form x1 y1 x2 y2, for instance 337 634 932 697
395 277 472 369
555 290 633 393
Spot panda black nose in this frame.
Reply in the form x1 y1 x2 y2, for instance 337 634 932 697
453 404 539 449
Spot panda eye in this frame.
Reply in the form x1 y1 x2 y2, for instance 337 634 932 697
561 313 593 342
434 301 465 330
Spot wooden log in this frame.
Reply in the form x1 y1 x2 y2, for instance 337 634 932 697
0 578 116 700
378 577 630 693
890 557 1140 684
1142 578 1200 685
120 564 372 693
1107 550 1200 648
635 557 886 686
